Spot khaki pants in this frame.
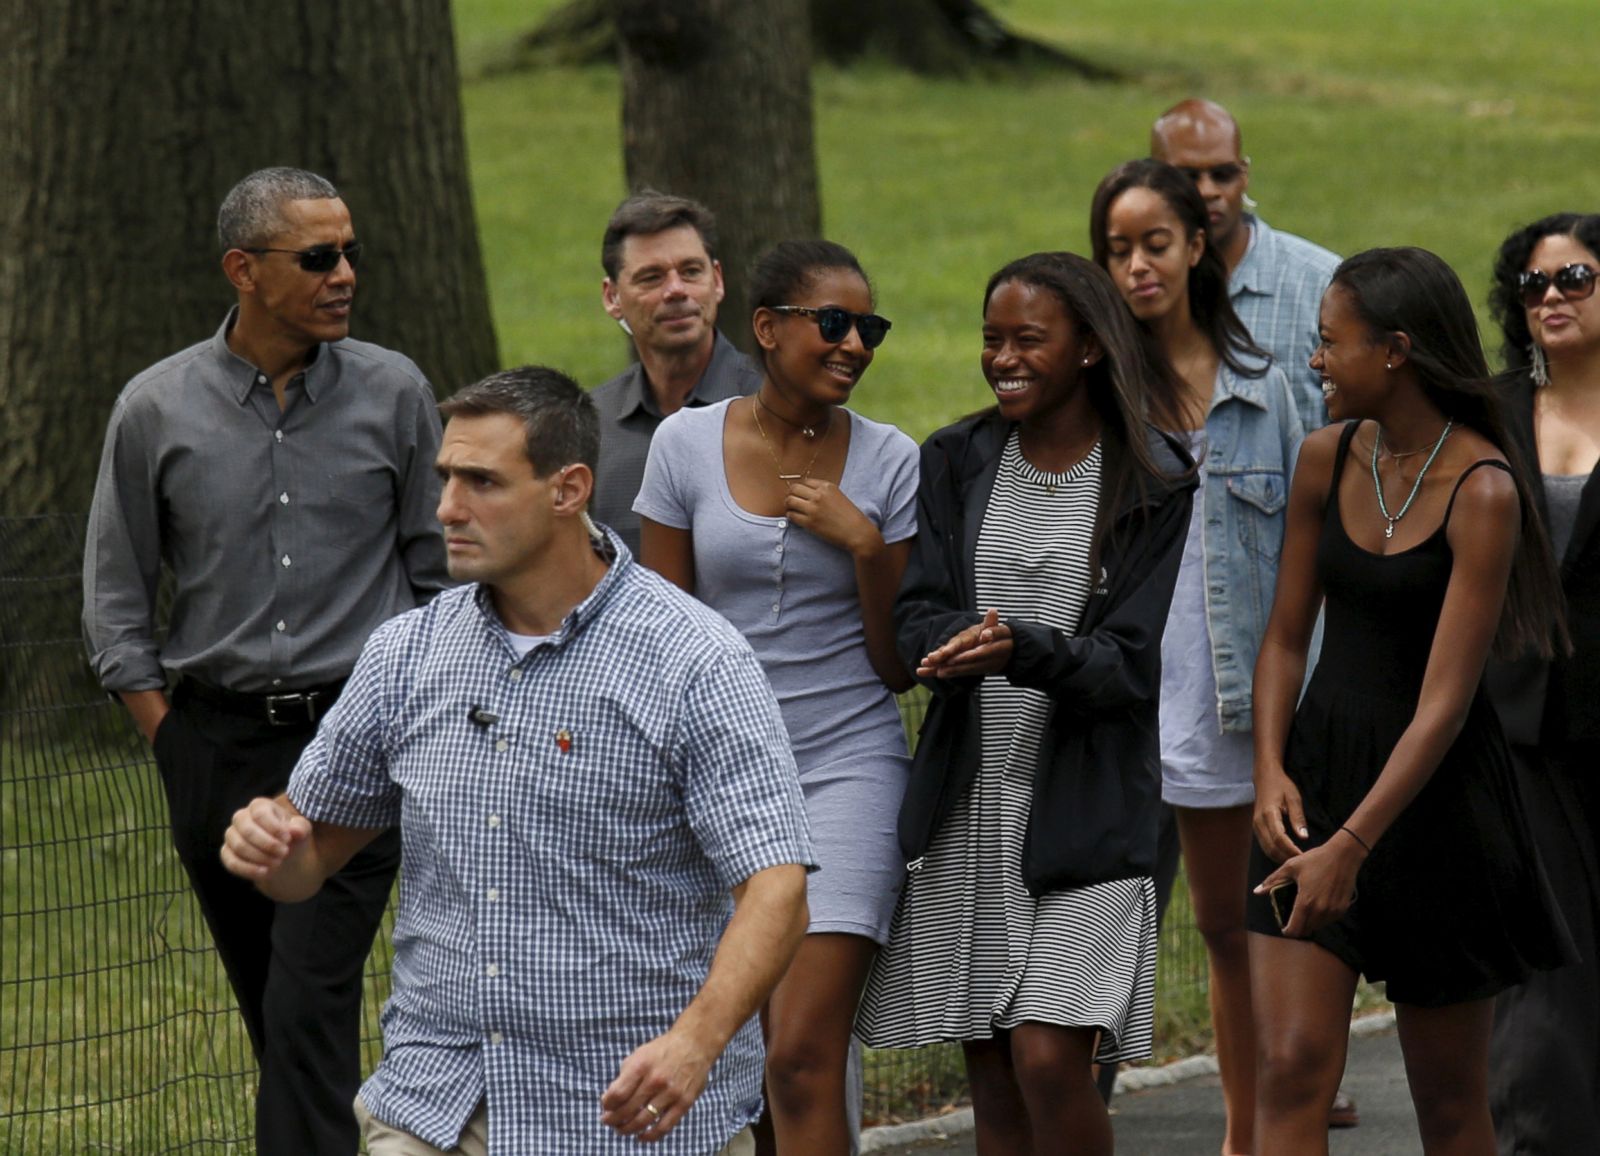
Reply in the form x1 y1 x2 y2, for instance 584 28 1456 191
355 1095 755 1155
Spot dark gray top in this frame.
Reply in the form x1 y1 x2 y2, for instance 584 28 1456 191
588 331 760 554
1544 472 1588 561
83 309 449 694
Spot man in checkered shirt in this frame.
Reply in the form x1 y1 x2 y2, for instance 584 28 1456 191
1152 98 1342 436
221 366 813 1155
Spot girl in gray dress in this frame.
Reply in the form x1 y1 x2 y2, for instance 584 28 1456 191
635 240 917 1155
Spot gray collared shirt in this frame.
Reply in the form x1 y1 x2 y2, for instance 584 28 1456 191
588 331 760 554
83 309 449 694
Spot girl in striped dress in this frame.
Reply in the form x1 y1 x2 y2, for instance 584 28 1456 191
858 252 1195 1155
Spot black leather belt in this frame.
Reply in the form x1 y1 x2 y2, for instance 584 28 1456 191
179 678 347 726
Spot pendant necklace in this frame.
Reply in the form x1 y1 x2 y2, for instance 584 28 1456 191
1370 420 1453 539
757 391 825 439
753 397 825 487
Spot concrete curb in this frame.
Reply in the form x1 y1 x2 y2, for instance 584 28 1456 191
858 1009 1397 1152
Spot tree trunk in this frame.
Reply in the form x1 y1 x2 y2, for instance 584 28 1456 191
517 0 1116 78
0 0 498 522
614 0 822 354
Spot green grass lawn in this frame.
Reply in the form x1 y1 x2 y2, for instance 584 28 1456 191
453 0 1600 441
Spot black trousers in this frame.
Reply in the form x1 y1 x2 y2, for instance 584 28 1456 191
153 689 400 1156
1489 744 1600 1154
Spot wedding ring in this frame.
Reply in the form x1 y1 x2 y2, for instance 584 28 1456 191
645 1102 662 1121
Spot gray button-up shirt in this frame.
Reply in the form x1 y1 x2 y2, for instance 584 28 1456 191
83 309 449 694
588 331 760 554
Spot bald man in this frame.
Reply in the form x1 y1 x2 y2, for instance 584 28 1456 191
1152 99 1340 435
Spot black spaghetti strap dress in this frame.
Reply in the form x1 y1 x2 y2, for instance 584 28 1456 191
1246 422 1575 1006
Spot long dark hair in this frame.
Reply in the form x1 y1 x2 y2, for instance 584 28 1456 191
1089 159 1269 384
1335 247 1567 659
982 252 1190 568
1488 212 1600 372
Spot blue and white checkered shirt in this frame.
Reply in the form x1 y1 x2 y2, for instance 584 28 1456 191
1230 213 1342 436
288 534 813 1154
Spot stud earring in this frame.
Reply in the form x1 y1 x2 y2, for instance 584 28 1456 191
1081 357 1091 366
1385 362 1393 370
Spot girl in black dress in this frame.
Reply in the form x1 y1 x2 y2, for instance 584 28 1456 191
1483 212 1600 1154
1247 247 1573 1154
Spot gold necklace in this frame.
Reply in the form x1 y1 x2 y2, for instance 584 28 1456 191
752 397 825 487
757 390 829 439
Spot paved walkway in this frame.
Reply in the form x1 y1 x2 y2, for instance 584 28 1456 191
868 1026 1422 1155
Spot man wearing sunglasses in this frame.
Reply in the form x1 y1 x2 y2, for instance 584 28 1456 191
83 166 449 1155
1152 98 1342 436
592 192 760 555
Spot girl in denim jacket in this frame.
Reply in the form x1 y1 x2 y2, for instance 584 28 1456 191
1092 158 1303 1156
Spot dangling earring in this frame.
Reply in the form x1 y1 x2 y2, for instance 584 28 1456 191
1531 343 1550 387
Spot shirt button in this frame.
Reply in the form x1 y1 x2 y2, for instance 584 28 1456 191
256 374 267 385
279 492 289 505
495 739 509 753
489 1031 504 1046
775 544 783 554
487 814 501 828
274 429 284 443
272 678 283 687
772 604 780 614
275 620 286 632
280 555 292 568
486 887 499 902
777 519 787 529
485 963 500 978
508 669 522 682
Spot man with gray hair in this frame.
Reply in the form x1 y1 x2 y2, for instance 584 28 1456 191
83 166 448 1154
591 191 760 553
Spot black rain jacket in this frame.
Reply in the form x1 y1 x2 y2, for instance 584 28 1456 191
894 411 1196 894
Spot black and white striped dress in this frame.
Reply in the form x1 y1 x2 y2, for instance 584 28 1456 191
857 433 1157 1062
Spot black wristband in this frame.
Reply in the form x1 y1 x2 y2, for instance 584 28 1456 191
1340 825 1373 854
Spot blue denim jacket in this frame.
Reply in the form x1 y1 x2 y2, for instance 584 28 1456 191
1200 355 1304 732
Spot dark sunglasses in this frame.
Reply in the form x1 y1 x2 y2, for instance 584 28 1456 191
770 305 892 349
242 242 363 274
1518 263 1598 308
1176 163 1247 185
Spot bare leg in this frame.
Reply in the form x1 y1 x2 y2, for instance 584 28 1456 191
964 1034 1032 1155
1395 998 1496 1156
1250 932 1359 1155
763 933 877 1156
1176 804 1257 1154
1010 1022 1112 1156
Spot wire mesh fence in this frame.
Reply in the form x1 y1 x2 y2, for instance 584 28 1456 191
1 512 1210 1150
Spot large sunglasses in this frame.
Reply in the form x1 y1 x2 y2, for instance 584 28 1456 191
1519 263 1598 309
770 305 892 349
1175 162 1248 185
242 242 364 274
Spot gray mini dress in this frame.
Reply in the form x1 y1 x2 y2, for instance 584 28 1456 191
634 398 919 943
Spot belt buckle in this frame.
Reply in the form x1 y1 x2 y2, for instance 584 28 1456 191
265 692 316 726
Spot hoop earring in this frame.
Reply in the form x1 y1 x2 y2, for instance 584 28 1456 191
1531 342 1550 387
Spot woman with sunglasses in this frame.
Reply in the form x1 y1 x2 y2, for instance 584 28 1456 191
634 239 915 1155
1483 213 1600 1153
857 251 1195 1156
1247 246 1573 1154
1088 158 1302 1156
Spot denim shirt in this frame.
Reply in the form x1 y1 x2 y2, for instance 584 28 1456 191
1200 355 1304 731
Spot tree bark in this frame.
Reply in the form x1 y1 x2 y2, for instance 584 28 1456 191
614 0 822 354
518 0 1116 78
0 0 498 521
